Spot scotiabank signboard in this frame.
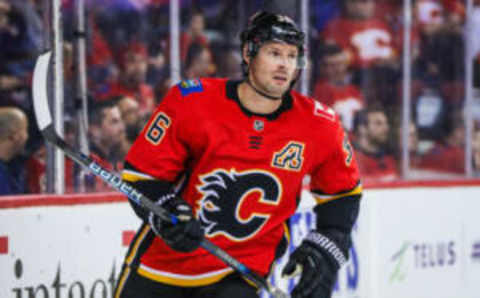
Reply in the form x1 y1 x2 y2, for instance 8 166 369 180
1 185 480 298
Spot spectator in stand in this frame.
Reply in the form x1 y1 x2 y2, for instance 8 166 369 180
0 0 39 62
391 116 425 178
313 44 365 132
320 0 401 107
413 0 465 103
85 12 117 89
352 106 399 182
321 0 399 71
117 96 142 133
0 106 29 195
117 95 145 159
183 42 215 79
180 7 209 63
216 48 243 80
96 42 155 117
25 144 46 194
87 99 126 191
374 0 403 28
164 7 210 64
473 0 480 87
89 99 126 170
146 43 167 88
25 121 77 194
0 0 36 109
472 125 480 175
417 109 465 175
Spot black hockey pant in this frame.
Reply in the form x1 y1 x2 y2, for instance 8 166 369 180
114 265 260 298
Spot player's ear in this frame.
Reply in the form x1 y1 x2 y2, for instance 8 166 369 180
242 45 251 65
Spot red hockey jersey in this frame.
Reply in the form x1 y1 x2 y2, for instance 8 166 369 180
313 79 365 132
121 78 361 286
322 18 397 68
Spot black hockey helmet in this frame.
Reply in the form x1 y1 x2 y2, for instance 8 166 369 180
240 11 306 74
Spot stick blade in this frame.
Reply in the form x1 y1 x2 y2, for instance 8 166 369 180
32 51 53 131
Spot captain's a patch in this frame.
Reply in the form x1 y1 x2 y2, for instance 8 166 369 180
178 79 203 96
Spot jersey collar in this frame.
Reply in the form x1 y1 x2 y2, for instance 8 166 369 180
225 80 293 120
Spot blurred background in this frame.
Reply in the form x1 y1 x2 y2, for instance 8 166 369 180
2 0 480 196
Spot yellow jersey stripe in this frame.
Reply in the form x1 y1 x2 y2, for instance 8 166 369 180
312 184 363 205
125 225 150 265
137 266 234 287
283 222 290 244
121 170 155 182
242 275 261 290
114 266 131 298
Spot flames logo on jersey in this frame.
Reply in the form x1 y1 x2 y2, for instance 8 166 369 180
196 169 282 241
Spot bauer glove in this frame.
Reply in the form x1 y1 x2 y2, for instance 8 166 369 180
282 231 347 298
149 193 204 252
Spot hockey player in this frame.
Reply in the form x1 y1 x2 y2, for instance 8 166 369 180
115 11 362 298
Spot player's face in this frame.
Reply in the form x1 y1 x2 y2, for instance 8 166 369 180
248 41 299 98
366 112 389 146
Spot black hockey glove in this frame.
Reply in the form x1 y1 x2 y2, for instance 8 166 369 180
282 231 347 298
148 193 204 253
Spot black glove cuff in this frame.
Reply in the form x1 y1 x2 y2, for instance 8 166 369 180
304 230 348 269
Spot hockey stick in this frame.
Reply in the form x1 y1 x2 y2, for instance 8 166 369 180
32 51 288 298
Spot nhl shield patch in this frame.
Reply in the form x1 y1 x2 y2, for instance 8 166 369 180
178 79 204 97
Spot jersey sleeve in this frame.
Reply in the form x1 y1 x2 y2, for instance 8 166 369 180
307 119 362 273
310 121 362 205
123 85 189 183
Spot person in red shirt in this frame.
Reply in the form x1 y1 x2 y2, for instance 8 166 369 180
321 0 399 70
183 42 215 79
26 120 76 194
413 0 465 85
115 11 362 298
164 7 210 64
417 109 465 174
86 99 126 191
352 106 399 182
179 8 209 62
313 44 365 132
96 42 155 117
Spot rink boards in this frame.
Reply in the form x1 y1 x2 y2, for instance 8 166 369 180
1 183 480 298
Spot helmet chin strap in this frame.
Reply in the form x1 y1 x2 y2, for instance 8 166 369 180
245 77 283 100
